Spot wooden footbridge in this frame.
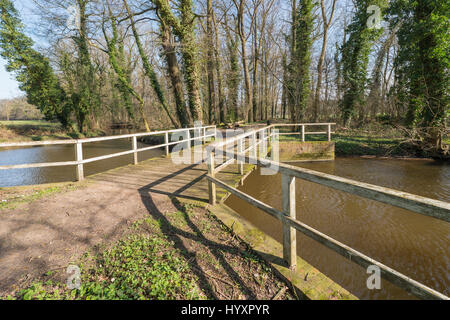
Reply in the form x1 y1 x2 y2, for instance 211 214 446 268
0 123 449 300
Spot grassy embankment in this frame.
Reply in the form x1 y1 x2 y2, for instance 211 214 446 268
0 120 105 143
0 182 88 210
279 123 450 158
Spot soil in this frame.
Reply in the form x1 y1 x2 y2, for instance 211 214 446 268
0 174 294 300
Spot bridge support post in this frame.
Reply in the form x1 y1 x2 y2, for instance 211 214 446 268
301 125 305 142
132 136 138 165
207 150 216 205
165 132 169 156
327 124 331 141
282 174 296 271
75 142 84 181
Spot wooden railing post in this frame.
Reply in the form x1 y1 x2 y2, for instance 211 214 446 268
75 142 84 181
261 130 266 156
207 150 216 205
203 127 206 145
132 136 138 165
301 125 305 142
282 173 296 270
252 132 257 158
327 124 331 141
238 138 244 175
186 129 191 151
165 132 169 156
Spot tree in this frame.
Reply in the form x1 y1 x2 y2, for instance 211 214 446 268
224 12 240 122
0 0 72 128
122 0 178 128
71 0 100 133
287 0 314 123
102 3 151 131
339 0 387 126
206 0 216 124
312 0 337 122
231 0 260 123
159 18 192 127
212 9 225 123
389 0 449 152
152 0 203 122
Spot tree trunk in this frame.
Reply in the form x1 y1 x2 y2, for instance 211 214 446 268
212 11 225 123
235 0 253 123
152 0 203 122
123 0 178 128
206 0 216 124
313 0 336 122
160 22 191 126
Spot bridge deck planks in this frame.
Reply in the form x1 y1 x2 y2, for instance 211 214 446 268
89 151 252 204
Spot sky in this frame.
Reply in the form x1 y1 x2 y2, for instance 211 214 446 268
0 0 36 99
0 59 22 99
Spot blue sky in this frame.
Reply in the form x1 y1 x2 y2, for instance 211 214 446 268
0 59 21 99
0 0 36 99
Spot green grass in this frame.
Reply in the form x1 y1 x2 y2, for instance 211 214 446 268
11 234 202 300
333 134 407 156
279 130 421 157
0 120 105 142
0 120 61 128
0 183 82 210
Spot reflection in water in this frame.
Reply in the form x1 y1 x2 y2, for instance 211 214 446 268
0 139 165 187
225 158 450 299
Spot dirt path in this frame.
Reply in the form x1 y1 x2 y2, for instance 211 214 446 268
0 155 256 296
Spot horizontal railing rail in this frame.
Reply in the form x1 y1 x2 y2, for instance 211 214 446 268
205 124 449 300
274 123 336 141
0 125 216 181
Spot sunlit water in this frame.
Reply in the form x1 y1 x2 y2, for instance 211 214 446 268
0 139 164 187
225 158 450 299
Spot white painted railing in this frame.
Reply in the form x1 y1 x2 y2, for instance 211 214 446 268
275 122 336 141
0 125 216 181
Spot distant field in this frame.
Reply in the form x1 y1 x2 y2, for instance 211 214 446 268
0 120 68 143
0 120 61 129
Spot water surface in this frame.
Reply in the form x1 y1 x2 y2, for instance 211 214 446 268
0 139 164 187
225 158 450 299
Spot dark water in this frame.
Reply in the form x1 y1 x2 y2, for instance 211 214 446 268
0 139 164 187
225 158 450 299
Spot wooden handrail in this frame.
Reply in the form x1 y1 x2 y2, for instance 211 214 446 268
205 124 449 300
0 125 217 182
0 125 217 148
205 174 448 300
209 123 336 150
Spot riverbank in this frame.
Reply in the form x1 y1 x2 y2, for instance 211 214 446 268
279 124 449 159
0 181 88 210
0 120 105 143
